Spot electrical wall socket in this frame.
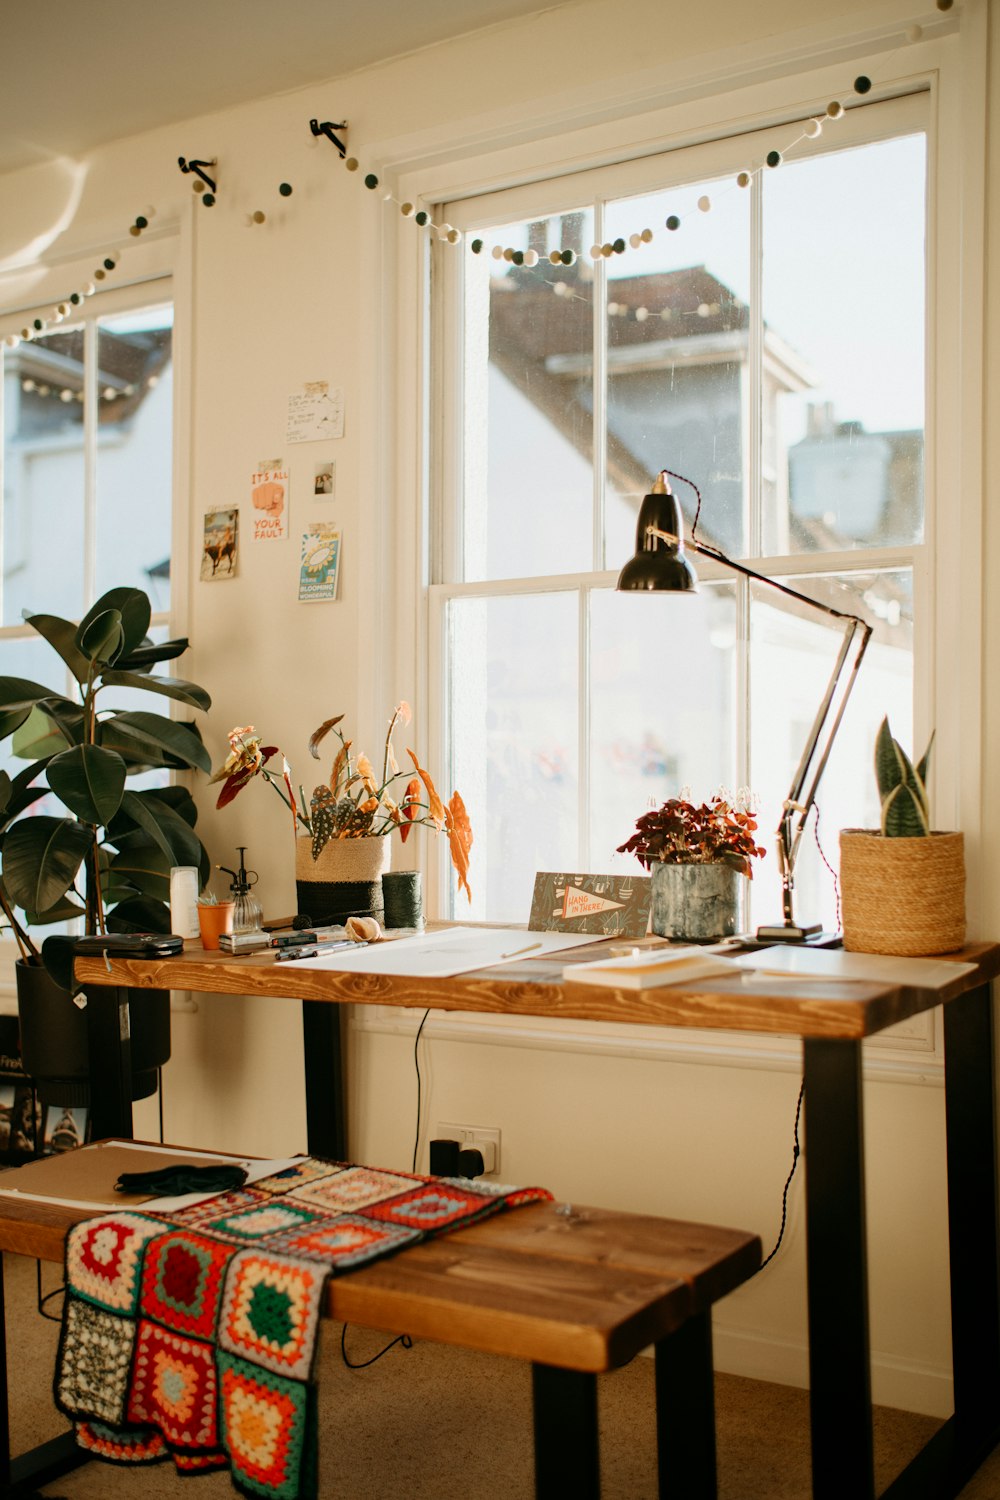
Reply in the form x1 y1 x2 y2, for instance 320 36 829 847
434 1123 501 1176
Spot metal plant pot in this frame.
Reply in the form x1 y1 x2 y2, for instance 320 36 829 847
650 862 745 943
15 959 171 1106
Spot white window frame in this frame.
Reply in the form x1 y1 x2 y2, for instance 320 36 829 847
0 225 190 999
370 9 985 1081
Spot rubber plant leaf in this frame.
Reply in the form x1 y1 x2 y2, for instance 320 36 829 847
47 744 127 827
102 711 212 773
117 790 204 868
107 846 173 901
77 608 125 667
107 894 172 934
0 676 63 718
101 671 212 712
11 701 85 760
141 784 200 828
21 611 91 682
115 636 189 672
1 815 93 913
76 587 151 660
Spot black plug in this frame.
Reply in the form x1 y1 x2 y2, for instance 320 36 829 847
457 1147 485 1179
429 1138 460 1175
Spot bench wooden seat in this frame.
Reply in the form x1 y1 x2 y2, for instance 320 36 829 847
0 1159 761 1499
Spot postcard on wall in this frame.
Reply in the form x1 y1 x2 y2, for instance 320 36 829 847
298 523 341 602
201 509 239 580
250 458 289 542
286 381 345 444
528 871 651 938
313 459 335 498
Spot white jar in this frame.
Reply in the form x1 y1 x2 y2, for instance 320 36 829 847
169 866 201 939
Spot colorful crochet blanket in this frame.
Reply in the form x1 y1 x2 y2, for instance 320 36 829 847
54 1158 551 1498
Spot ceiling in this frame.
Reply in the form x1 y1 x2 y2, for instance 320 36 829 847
1 0 560 177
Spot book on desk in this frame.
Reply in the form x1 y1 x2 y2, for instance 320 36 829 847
563 946 734 989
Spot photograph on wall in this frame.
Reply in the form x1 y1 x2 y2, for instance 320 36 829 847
0 1084 14 1154
298 523 341 602
313 460 335 497
9 1085 42 1156
286 381 345 444
201 508 239 580
251 458 289 542
43 1104 88 1155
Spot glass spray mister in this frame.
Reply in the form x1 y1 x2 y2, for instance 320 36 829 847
218 848 263 935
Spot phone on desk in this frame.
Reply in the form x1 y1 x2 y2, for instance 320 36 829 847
74 933 185 958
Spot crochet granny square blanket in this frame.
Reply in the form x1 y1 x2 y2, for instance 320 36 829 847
54 1158 551 1499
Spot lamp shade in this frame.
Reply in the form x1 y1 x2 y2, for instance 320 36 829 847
616 479 699 593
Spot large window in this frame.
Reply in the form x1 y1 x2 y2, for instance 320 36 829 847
432 93 925 930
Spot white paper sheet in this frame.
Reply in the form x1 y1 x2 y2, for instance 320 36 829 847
735 947 976 989
289 926 600 978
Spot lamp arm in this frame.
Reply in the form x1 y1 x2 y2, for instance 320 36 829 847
645 525 874 932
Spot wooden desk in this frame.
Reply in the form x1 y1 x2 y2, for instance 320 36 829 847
74 938 1000 1500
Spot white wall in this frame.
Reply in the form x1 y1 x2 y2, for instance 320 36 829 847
0 0 995 1417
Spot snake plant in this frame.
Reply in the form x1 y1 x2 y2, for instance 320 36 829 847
875 717 934 837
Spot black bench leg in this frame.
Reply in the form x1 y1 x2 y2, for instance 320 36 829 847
0 1255 85 1497
301 1000 346 1159
655 1311 717 1499
532 1363 599 1498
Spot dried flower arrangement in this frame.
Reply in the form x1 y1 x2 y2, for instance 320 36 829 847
617 790 766 879
210 703 472 898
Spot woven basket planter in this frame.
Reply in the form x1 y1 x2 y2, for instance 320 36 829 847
294 834 390 926
839 829 966 956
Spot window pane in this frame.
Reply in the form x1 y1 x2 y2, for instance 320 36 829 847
590 582 738 872
446 592 578 921
604 176 750 565
763 135 925 553
95 305 173 608
463 211 595 582
748 569 913 934
2 330 86 624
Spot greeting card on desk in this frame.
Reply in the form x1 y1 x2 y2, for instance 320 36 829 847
529 872 651 937
564 945 735 989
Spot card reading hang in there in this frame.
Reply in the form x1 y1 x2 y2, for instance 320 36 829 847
529 872 651 938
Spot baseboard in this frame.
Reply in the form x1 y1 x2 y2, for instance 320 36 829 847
711 1321 954 1421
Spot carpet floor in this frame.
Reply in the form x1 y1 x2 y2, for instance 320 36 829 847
4 1254 998 1499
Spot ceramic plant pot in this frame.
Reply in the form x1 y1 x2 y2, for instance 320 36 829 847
15 959 170 1106
295 834 390 927
839 828 965 955
650 862 745 943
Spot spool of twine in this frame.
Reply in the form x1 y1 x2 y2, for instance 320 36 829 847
839 828 965 955
382 870 423 930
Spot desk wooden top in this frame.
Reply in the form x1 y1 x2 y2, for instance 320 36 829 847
0 1146 761 1372
74 939 1000 1042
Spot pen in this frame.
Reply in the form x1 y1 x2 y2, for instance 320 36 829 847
276 939 364 963
500 941 543 959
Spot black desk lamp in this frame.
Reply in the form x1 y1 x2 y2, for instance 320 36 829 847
617 469 873 942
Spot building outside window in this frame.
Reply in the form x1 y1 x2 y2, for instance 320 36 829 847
430 93 925 932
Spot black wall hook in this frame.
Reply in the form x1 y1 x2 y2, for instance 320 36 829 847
309 120 348 157
178 157 218 193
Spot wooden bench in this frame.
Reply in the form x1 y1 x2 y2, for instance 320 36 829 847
0 1155 761 1499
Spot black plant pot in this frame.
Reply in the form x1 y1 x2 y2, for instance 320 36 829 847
15 959 171 1108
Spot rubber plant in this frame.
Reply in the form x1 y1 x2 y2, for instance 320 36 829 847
0 586 212 987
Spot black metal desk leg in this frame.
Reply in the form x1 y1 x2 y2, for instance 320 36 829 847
803 1037 874 1500
0 1256 86 1497
532 1363 600 1498
301 1001 346 1160
83 983 133 1142
654 1310 717 1499
943 983 1000 1468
